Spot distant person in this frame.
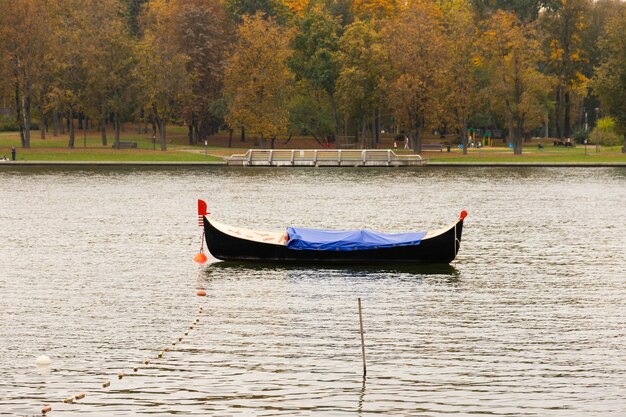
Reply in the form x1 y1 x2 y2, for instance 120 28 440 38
403 136 409 149
538 142 544 150
11 146 16 161
393 140 397 148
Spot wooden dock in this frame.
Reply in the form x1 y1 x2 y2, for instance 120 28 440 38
226 149 425 167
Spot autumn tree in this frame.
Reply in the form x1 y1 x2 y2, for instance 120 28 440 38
136 0 190 150
482 10 553 154
379 0 449 153
0 0 49 148
289 5 341 146
222 0 288 23
441 0 484 154
352 0 402 20
590 5 626 152
542 0 590 139
224 13 293 148
174 0 231 145
80 0 138 146
46 0 90 148
335 19 383 148
471 0 552 22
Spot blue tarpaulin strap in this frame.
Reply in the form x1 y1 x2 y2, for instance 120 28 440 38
286 227 426 251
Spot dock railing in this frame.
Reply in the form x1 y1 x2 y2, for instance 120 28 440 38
227 149 424 167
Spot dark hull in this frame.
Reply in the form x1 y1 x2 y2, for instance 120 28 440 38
203 217 464 265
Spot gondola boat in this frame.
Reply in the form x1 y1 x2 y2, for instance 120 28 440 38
196 200 466 265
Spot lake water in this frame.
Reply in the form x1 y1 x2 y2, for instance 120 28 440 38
0 166 624 416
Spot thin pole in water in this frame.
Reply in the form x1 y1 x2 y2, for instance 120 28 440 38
358 297 366 376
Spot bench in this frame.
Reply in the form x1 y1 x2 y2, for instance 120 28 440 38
421 143 443 151
112 141 138 149
553 140 574 147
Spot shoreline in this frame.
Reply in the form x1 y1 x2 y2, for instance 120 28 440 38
1 160 625 167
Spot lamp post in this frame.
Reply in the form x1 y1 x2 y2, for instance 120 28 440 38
152 134 156 151
595 107 600 152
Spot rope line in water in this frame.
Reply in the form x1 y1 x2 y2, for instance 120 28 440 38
37 304 204 415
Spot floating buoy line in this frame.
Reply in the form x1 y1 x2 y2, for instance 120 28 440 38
36 301 206 415
36 202 212 415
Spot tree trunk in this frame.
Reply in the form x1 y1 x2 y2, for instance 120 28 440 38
83 115 87 147
151 113 157 145
563 89 571 138
270 136 275 149
22 91 31 148
52 109 59 136
360 117 366 149
412 114 424 154
329 92 339 149
461 126 468 155
39 90 46 139
150 103 166 150
68 111 75 148
555 86 562 138
40 116 47 139
513 118 523 155
188 124 194 145
374 108 380 147
14 81 25 147
240 126 245 142
157 117 167 151
101 106 107 145
114 112 121 145
228 129 233 148
188 113 196 145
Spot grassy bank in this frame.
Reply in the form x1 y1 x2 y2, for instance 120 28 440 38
0 129 223 162
1 128 625 164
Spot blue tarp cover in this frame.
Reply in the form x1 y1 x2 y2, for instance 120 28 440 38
286 227 426 251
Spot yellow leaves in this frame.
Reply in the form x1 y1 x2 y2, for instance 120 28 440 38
224 13 293 138
283 0 309 15
574 71 589 86
352 0 401 20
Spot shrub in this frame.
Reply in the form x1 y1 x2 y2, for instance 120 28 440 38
586 116 621 146
0 115 39 132
572 128 589 144
597 116 616 133
590 128 622 146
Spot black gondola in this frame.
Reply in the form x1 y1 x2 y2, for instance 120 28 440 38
197 200 466 265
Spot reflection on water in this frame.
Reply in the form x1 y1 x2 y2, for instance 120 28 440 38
0 166 625 416
204 260 461 277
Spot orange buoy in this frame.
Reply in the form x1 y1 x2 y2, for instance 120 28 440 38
102 380 111 388
196 289 207 297
42 405 52 414
63 396 74 404
75 393 86 400
193 252 208 263
118 372 125 380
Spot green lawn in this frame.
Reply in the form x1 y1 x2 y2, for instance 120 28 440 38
0 131 223 162
1 129 624 164
424 145 626 164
